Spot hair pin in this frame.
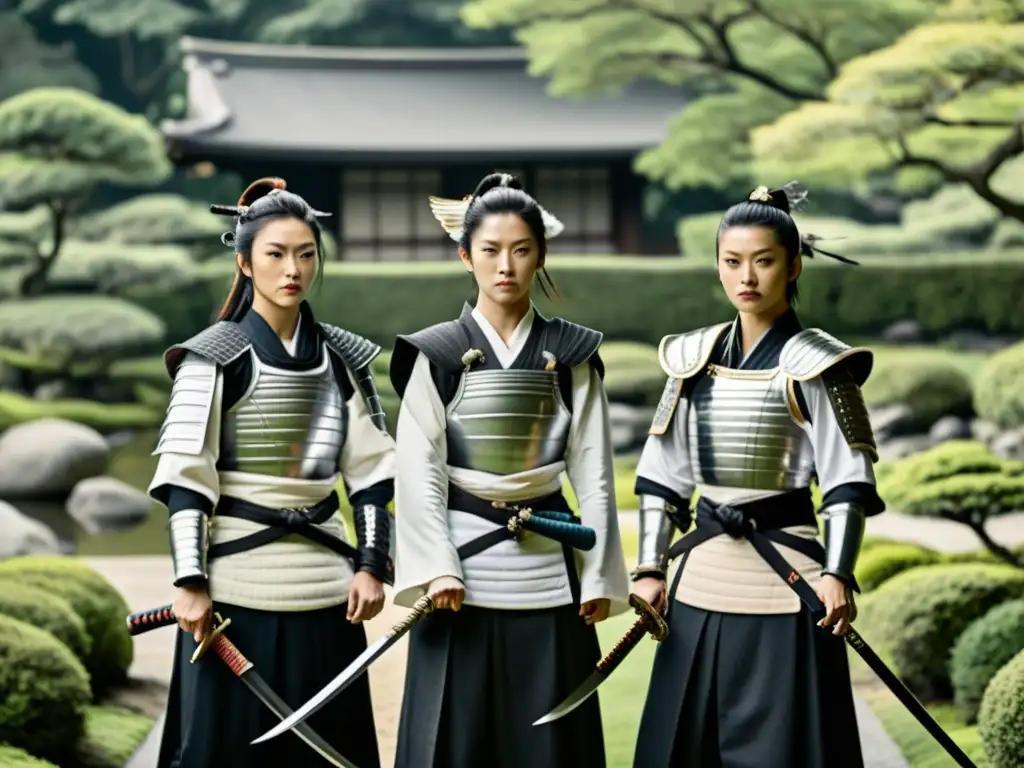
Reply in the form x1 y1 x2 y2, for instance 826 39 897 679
749 186 772 202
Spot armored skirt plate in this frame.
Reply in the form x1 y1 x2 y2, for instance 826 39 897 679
446 368 572 476
687 364 814 492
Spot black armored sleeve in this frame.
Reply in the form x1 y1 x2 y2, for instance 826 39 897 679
318 323 388 434
541 318 605 379
388 320 471 401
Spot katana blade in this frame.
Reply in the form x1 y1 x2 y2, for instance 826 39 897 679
534 594 669 726
251 594 436 746
126 607 358 768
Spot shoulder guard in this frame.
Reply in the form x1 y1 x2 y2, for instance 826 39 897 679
778 328 873 386
163 322 251 379
781 329 878 463
153 351 218 457
542 318 604 378
657 322 731 379
318 323 382 372
319 324 387 434
389 320 469 399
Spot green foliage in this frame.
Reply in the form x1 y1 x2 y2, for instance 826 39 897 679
0 744 57 767
0 12 98 103
0 556 133 695
856 562 1024 699
974 340 1024 430
862 352 974 427
854 543 942 592
461 0 936 190
754 19 1024 217
950 598 1024 723
0 614 90 761
0 391 163 431
163 253 1024 359
990 218 1024 250
0 295 165 365
600 341 663 406
74 705 155 768
69 194 225 253
978 647 1024 768
0 585 91 663
0 87 172 208
19 0 201 39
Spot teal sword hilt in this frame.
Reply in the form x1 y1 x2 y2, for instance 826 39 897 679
506 509 597 551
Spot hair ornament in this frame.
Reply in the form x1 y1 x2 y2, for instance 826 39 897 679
749 186 772 202
427 194 565 243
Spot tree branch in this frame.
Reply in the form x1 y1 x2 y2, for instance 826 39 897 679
897 128 1024 223
924 116 1020 129
965 517 1023 568
18 199 66 298
748 0 838 79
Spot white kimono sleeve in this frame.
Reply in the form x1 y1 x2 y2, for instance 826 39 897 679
634 390 696 508
800 377 876 494
391 351 464 607
339 365 397 495
564 361 631 617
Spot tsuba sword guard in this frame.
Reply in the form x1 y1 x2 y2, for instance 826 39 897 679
629 593 669 642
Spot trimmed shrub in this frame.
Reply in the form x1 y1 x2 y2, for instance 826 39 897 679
74 705 156 768
0 556 133 694
974 340 1024 430
862 354 974 429
0 744 58 767
978 648 1024 768
856 563 1024 700
950 599 1024 724
600 341 663 406
0 615 90 762
854 543 942 592
0 585 91 662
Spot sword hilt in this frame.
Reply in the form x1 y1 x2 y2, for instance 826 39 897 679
189 613 253 677
126 604 177 635
596 617 648 675
388 595 435 638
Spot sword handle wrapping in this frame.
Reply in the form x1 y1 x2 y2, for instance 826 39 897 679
209 632 254 677
524 515 597 552
126 604 177 635
596 618 647 675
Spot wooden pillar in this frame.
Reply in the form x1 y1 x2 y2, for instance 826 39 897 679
611 160 646 255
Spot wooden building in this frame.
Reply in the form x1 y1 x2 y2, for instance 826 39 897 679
161 36 688 260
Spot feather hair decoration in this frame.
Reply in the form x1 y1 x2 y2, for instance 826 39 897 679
427 195 566 243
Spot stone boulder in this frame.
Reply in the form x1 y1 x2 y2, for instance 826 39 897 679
0 418 110 498
65 475 153 534
0 500 60 558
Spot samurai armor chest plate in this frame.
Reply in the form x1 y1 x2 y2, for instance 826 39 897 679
686 364 813 491
222 348 346 479
446 368 571 475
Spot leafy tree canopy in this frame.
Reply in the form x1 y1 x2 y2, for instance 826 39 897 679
0 12 98 102
753 18 1024 220
460 0 940 190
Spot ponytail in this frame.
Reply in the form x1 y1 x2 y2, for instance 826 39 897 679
215 269 254 322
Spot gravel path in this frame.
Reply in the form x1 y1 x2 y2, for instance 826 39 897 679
105 508 1024 767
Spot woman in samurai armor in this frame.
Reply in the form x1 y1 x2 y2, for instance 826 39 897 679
630 183 885 768
388 172 631 768
148 177 396 768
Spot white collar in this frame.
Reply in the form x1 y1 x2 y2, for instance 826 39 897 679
471 305 535 369
281 312 302 357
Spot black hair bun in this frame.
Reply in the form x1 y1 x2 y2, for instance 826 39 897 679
471 172 524 200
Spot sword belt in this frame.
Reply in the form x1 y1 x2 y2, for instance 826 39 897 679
447 484 583 605
666 487 827 614
208 491 359 563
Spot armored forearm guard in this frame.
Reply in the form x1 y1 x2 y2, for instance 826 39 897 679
168 508 209 587
631 495 683 582
354 504 394 586
820 502 866 588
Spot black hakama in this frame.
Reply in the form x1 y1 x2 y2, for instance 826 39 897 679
633 599 863 768
157 601 380 768
394 602 605 768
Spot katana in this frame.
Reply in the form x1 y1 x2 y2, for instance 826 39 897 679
533 593 668 726
126 605 360 768
251 594 436 746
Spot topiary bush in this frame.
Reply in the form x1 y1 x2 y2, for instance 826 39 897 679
862 354 974 430
0 744 58 767
878 440 1024 568
854 542 942 592
600 341 663 406
974 340 1024 431
0 556 133 695
0 615 90 762
0 585 91 663
978 647 1024 768
856 563 1024 700
950 599 1024 724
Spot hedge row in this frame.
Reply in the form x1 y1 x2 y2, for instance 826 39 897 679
134 251 1024 350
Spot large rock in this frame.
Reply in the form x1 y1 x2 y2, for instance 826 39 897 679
0 500 60 558
608 403 654 453
0 418 110 498
992 427 1024 460
870 403 918 441
881 319 924 343
929 415 972 442
65 475 153 534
